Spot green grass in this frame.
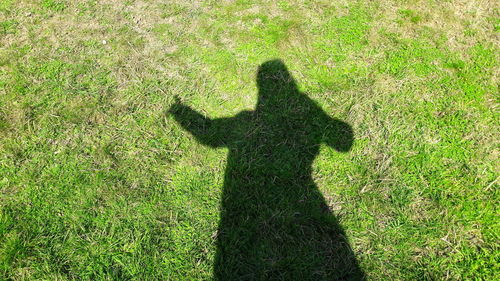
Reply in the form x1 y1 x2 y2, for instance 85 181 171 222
0 0 498 280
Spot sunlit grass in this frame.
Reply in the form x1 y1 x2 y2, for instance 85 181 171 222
0 0 498 280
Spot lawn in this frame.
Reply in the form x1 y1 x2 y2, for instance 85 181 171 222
0 0 498 280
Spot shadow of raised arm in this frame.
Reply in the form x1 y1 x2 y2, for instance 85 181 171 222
169 99 230 148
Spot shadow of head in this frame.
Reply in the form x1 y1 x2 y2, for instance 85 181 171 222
256 59 299 98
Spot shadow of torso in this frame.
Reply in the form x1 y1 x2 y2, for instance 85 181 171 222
214 94 362 281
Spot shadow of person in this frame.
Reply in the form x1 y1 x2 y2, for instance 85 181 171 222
169 60 364 281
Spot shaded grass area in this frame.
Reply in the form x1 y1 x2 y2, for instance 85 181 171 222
169 60 362 280
0 0 498 280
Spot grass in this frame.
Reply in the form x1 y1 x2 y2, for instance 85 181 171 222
0 0 498 280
